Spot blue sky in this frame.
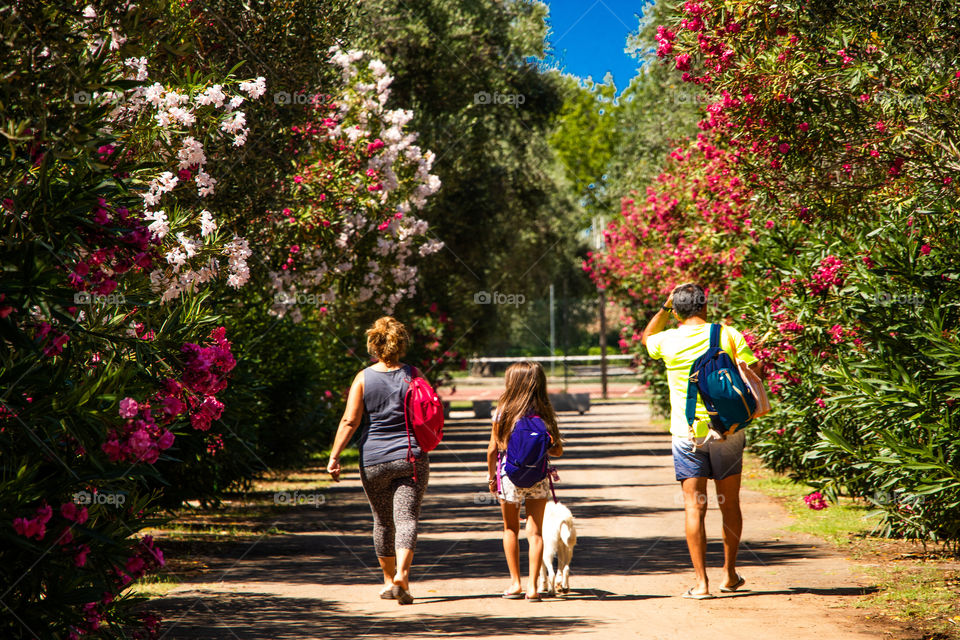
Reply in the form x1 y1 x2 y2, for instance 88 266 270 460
542 0 651 89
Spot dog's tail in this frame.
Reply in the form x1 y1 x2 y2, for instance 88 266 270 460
560 521 576 547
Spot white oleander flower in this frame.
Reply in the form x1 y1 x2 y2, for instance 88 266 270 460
197 84 226 108
144 210 169 240
177 136 206 169
199 210 216 237
239 76 266 100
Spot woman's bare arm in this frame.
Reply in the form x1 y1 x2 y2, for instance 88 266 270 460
326 372 365 481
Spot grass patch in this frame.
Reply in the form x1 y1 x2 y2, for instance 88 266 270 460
128 572 182 597
742 453 960 639
741 454 879 546
857 565 960 634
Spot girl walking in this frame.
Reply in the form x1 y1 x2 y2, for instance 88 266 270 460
327 316 428 605
486 361 564 601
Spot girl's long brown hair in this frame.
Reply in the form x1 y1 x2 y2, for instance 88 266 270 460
493 361 561 452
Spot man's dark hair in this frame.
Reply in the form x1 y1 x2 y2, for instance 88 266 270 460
673 283 707 320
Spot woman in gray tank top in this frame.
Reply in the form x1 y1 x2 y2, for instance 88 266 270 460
327 316 429 605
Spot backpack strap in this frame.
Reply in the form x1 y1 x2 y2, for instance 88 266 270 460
402 363 418 482
686 324 722 436
709 322 722 349
685 370 699 429
404 401 417 482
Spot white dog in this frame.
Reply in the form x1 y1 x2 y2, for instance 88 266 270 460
539 500 577 595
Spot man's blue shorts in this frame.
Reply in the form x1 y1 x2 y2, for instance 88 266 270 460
672 430 746 481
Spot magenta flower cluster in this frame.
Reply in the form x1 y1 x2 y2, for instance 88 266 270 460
102 327 235 464
803 491 829 510
808 255 845 295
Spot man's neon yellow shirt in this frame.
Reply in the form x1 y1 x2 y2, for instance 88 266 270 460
645 323 758 439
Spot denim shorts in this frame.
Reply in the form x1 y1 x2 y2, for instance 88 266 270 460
672 430 746 481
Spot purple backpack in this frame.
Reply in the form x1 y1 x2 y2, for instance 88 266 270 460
503 415 551 488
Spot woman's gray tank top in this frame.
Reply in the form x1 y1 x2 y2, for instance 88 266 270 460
358 364 422 467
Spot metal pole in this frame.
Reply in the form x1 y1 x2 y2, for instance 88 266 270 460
549 284 556 377
599 288 608 400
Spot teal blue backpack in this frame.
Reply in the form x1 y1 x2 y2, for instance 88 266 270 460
685 324 756 435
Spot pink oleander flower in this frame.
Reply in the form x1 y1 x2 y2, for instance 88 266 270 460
828 324 844 343
13 504 53 540
119 397 139 418
778 321 804 333
804 491 828 510
809 255 845 295
61 501 89 525
125 556 146 578
190 395 224 431
74 544 91 567
920 244 931 255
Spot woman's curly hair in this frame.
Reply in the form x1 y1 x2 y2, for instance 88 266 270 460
365 316 410 364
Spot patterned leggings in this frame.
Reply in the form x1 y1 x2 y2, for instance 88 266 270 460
359 455 429 557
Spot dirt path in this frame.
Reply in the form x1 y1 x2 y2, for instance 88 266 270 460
151 403 884 639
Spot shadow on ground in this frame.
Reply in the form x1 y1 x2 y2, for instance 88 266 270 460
151 408 861 638
148 594 596 639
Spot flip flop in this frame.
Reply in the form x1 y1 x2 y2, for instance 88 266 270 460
379 586 396 600
502 591 524 600
392 584 414 605
720 574 746 593
525 594 542 602
682 588 716 600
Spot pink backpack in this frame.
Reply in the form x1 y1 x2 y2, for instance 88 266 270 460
403 367 444 472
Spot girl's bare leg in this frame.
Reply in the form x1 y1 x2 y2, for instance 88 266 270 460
524 498 548 598
500 499 522 595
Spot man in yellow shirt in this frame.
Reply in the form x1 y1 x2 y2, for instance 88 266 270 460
642 283 761 600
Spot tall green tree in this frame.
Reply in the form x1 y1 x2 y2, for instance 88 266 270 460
356 0 588 354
